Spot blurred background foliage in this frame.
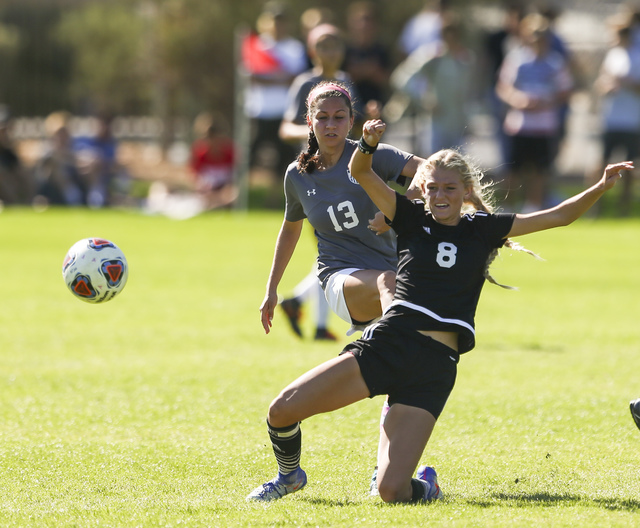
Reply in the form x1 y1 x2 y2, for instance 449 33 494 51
0 0 474 122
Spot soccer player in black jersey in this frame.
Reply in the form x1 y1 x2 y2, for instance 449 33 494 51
246 118 633 504
631 398 640 431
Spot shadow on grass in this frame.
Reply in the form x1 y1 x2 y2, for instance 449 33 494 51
301 498 361 507
470 492 640 512
299 493 640 513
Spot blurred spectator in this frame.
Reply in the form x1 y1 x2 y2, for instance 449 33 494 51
33 111 86 207
299 7 335 68
0 105 32 205
591 20 640 216
146 111 237 219
383 0 448 139
279 23 359 144
536 4 575 152
397 0 448 58
73 113 129 208
190 111 237 209
484 2 526 92
482 1 525 167
342 2 391 115
241 1 307 198
390 15 475 154
496 13 573 212
626 3 640 51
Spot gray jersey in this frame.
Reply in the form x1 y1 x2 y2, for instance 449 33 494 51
284 139 414 287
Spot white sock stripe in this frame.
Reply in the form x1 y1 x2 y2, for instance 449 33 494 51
275 455 300 474
276 454 299 463
268 423 300 439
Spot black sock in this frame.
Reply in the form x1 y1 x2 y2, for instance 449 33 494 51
410 478 426 502
267 420 302 476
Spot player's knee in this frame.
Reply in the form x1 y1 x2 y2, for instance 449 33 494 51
377 478 406 503
267 393 295 428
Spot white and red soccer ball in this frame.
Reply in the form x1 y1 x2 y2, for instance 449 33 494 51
62 238 128 303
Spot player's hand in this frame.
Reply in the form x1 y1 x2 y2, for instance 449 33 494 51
368 211 391 235
602 161 634 190
362 119 386 148
259 292 277 334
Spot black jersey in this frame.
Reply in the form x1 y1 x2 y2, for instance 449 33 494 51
385 193 515 353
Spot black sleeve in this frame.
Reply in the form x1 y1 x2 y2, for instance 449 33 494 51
389 193 426 235
480 213 516 247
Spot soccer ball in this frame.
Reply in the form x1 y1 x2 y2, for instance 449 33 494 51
62 238 128 303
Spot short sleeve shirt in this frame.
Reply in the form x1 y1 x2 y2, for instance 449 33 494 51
387 194 515 353
499 46 572 135
284 140 413 286
600 45 640 131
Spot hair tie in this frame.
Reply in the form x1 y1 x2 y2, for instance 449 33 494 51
306 83 351 108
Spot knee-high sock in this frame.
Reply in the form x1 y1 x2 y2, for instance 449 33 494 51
267 420 302 475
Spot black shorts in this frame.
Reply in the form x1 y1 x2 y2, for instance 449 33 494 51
340 318 459 419
603 131 640 162
508 134 555 171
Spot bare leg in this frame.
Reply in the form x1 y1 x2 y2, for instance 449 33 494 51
268 353 370 428
376 403 436 503
341 269 396 493
343 269 395 323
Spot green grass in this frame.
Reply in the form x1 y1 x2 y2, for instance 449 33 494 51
1 207 639 527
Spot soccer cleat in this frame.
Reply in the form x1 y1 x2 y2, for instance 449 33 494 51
369 466 379 496
246 468 307 502
630 399 640 431
416 465 443 501
314 328 337 341
280 298 303 338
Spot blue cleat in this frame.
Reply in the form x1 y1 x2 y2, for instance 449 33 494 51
246 468 307 502
416 465 443 501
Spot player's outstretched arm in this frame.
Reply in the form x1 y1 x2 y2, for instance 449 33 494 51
260 219 303 334
349 119 398 221
508 161 634 238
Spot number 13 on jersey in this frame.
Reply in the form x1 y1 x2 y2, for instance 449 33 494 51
327 201 360 232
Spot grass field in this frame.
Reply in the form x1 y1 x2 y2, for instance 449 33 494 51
1 206 639 527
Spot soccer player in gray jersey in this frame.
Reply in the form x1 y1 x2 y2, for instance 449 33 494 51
259 81 425 494
259 81 424 335
277 24 358 341
247 117 632 503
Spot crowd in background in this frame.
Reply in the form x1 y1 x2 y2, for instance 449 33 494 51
1 0 640 215
0 108 130 210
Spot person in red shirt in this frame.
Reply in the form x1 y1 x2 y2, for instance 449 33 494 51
190 112 237 209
